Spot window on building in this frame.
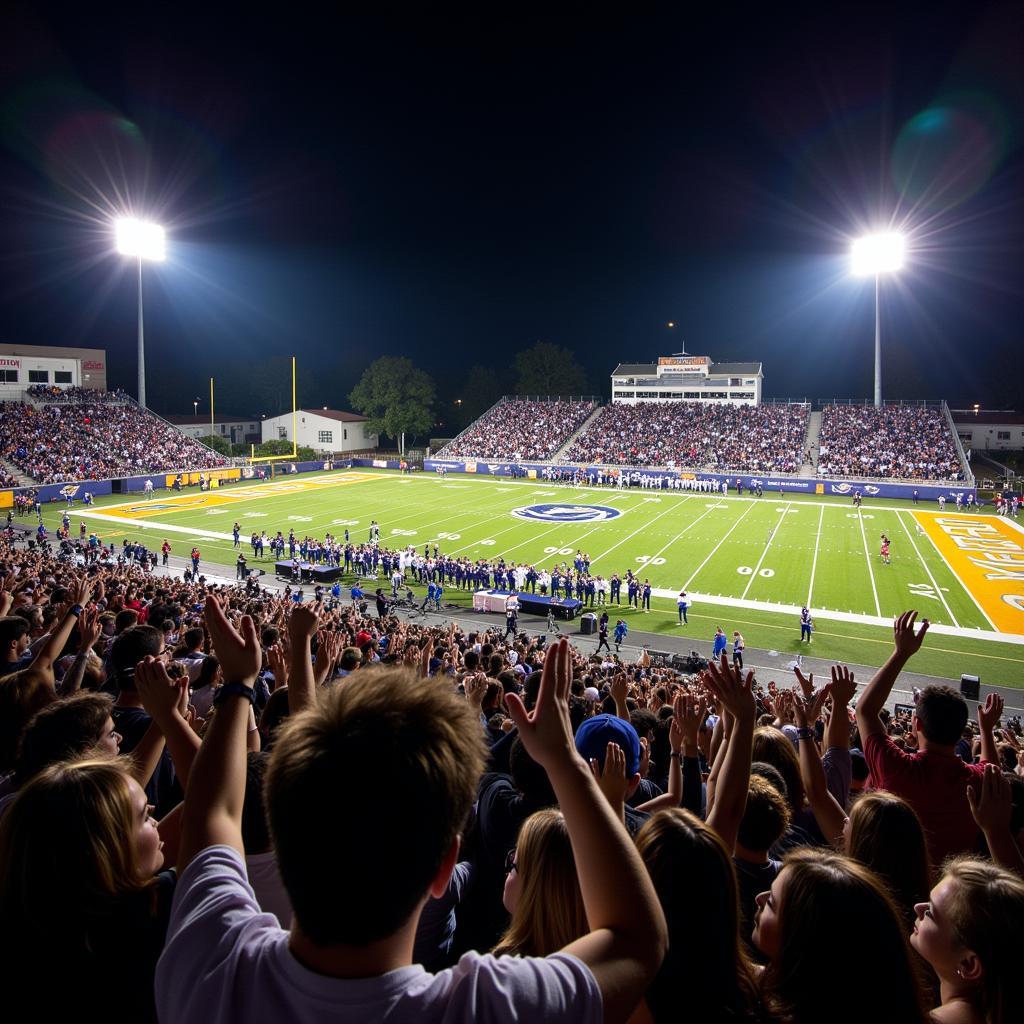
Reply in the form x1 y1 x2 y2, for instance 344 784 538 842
614 391 636 399
54 370 73 384
343 429 347 440
958 432 972 442
0 370 17 383
318 430 333 443
278 427 288 440
997 431 1011 440
28 370 49 383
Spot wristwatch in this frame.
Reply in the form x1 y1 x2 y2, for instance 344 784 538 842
213 681 257 707
796 727 815 740
70 604 83 617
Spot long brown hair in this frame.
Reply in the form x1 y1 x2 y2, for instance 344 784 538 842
763 848 927 1024
847 791 932 927
942 857 1024 1024
0 759 157 954
752 727 805 811
636 808 761 1023
493 809 587 957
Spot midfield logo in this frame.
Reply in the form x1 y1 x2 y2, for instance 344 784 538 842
511 504 624 523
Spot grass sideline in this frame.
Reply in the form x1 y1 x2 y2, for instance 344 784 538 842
40 468 1024 686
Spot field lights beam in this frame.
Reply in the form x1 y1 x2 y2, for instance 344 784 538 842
850 232 904 277
850 231 905 408
115 217 166 409
116 218 166 261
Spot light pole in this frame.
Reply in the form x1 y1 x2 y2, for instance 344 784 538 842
851 232 904 408
115 218 166 409
193 399 199 417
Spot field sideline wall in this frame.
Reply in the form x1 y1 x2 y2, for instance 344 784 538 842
423 459 976 501
0 458 396 505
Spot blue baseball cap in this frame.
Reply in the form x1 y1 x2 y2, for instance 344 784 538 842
575 714 641 776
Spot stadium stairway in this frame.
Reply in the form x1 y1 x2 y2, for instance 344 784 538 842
798 409 822 478
550 403 605 462
0 457 34 487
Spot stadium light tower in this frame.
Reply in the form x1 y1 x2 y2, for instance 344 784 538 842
850 231 904 408
115 217 166 409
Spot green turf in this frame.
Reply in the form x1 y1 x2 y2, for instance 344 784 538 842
40 469 1024 685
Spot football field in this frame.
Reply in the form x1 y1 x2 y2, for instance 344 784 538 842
51 469 1024 685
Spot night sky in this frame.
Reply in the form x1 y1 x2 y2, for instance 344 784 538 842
1 4 1021 424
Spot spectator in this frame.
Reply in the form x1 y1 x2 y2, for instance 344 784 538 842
753 848 928 1023
564 401 809 473
439 399 596 462
911 856 1024 1024
817 404 962 480
492 808 587 957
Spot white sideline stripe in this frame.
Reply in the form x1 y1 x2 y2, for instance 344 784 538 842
895 509 959 628
857 510 882 617
645 587 1024 645
73 510 236 542
807 504 825 607
683 502 757 590
741 503 790 600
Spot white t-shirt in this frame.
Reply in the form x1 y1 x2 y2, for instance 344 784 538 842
156 845 601 1024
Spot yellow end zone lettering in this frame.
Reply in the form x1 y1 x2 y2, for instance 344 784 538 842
913 513 1024 635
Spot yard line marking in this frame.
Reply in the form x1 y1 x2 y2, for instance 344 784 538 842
589 500 687 567
741 503 790 600
683 502 757 590
807 504 825 607
895 510 959 628
856 511 882 617
646 500 721 564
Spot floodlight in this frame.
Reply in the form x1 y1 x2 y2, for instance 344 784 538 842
850 232 904 277
115 217 166 262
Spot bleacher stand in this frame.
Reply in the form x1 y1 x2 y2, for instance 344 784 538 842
564 401 808 473
438 398 596 461
817 405 963 480
0 396 227 484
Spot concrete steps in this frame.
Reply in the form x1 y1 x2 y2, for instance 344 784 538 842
552 404 605 462
799 410 822 478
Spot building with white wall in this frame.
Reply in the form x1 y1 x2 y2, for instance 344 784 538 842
952 411 1024 452
166 415 261 445
261 408 378 453
611 354 763 405
0 343 108 398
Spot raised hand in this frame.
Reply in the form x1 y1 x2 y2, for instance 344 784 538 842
610 673 629 707
978 693 1004 734
464 672 488 709
504 637 576 772
703 653 756 726
589 741 630 813
77 604 103 651
829 664 857 705
266 643 288 690
793 667 815 698
288 603 320 643
70 576 93 608
967 763 1012 834
794 683 832 729
892 610 929 660
204 595 261 684
673 692 705 755
135 656 186 724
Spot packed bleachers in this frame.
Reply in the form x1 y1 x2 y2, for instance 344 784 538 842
0 398 227 484
0 525 1019 1023
438 398 596 461
564 401 809 473
26 384 130 403
817 404 964 480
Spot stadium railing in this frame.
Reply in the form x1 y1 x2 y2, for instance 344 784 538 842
943 400 976 488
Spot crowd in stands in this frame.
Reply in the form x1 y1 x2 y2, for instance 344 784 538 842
439 399 596 461
27 384 131 403
564 401 810 473
0 400 227 483
817 405 964 480
1 519 1021 1023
